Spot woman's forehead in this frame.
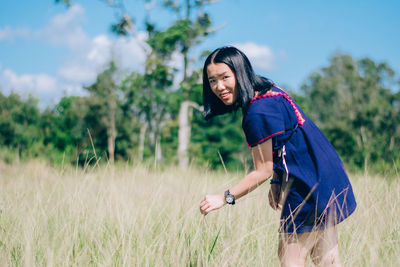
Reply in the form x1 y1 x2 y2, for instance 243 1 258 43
207 63 233 77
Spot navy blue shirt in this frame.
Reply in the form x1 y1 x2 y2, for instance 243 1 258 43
242 85 356 223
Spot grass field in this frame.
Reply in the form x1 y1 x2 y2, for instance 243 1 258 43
0 160 399 266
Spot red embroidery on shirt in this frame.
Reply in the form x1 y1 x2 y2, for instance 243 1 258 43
250 88 306 126
248 130 286 147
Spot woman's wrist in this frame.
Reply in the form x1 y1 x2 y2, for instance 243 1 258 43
224 190 235 205
220 193 226 204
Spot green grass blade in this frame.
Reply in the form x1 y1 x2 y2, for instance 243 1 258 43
208 228 221 262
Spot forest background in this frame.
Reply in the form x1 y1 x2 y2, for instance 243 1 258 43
0 0 399 174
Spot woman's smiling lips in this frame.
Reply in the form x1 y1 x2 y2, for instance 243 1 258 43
220 91 231 100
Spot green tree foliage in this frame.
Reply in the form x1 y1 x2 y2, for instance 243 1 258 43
190 110 249 170
121 63 175 163
41 96 89 157
1 53 399 173
84 62 120 163
301 53 400 171
115 0 215 165
0 92 41 161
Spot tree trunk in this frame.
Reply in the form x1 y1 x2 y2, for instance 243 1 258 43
155 134 162 163
107 121 116 164
107 99 117 163
152 107 165 163
389 135 394 151
107 133 115 163
138 122 147 162
178 100 202 169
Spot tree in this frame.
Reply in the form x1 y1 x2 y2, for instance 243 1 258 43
301 53 400 170
57 0 216 167
85 62 120 163
146 0 214 168
0 92 41 161
116 0 215 165
121 61 175 163
190 109 249 169
42 96 87 149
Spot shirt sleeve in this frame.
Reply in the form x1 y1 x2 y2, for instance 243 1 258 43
243 99 286 147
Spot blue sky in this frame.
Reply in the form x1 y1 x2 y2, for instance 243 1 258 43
1 0 399 105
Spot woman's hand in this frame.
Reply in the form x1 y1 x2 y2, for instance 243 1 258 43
200 194 225 216
268 183 282 210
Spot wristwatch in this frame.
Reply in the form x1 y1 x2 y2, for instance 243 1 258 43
224 190 235 205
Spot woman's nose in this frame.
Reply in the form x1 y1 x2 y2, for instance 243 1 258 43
216 80 225 90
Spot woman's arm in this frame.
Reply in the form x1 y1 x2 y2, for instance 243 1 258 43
200 139 273 215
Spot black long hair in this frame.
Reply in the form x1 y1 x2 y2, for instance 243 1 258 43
202 46 272 120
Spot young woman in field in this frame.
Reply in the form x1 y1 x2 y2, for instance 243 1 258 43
199 46 356 266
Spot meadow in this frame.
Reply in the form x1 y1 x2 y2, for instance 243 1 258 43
0 160 399 266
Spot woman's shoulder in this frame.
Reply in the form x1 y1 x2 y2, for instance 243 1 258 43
244 84 306 128
242 88 288 147
247 90 284 114
242 91 285 128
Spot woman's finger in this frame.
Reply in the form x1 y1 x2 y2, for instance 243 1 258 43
200 203 209 214
204 206 215 214
268 190 276 210
202 203 210 211
201 208 207 215
200 201 207 209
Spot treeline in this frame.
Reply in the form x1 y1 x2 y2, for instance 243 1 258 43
0 63 246 169
1 52 399 173
298 54 400 173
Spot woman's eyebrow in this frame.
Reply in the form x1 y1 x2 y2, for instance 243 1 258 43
208 71 228 79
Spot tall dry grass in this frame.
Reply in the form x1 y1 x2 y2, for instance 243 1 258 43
0 160 399 266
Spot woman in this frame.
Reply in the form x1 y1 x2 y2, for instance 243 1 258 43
199 46 356 266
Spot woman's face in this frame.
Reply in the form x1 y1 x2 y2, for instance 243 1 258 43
207 63 238 106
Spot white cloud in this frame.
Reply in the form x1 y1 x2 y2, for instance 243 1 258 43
1 5 86 47
45 4 148 84
0 4 148 103
167 50 184 88
0 67 89 104
58 64 97 84
0 27 11 40
58 33 148 84
0 69 58 96
0 26 30 41
113 33 148 70
41 4 148 84
58 35 110 83
88 35 112 65
36 4 90 51
233 42 275 71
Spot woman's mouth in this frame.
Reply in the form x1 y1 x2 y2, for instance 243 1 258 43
220 92 231 100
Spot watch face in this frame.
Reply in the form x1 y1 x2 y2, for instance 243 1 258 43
226 195 234 204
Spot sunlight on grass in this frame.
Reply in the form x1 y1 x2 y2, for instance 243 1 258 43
0 160 398 266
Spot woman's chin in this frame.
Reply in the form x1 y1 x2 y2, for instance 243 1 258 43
219 96 231 105
222 100 234 106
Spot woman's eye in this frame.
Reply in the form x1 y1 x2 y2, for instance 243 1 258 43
223 76 229 79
